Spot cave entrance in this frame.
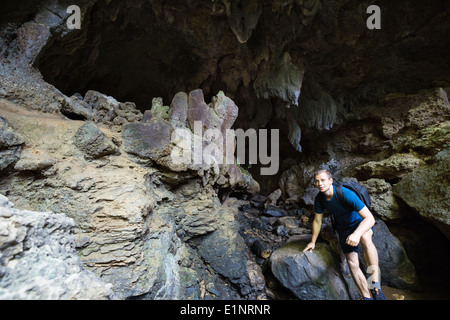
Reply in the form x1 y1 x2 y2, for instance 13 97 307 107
35 1 203 111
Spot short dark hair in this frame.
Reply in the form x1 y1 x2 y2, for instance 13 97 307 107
314 169 332 179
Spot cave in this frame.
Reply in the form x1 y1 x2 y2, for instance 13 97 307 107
34 0 450 112
35 0 207 109
1 0 450 301
32 0 450 191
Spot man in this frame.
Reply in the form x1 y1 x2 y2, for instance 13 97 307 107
303 169 386 300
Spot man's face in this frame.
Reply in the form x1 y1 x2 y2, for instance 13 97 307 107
314 172 333 193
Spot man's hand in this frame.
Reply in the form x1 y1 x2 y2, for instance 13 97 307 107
303 242 315 253
346 233 361 247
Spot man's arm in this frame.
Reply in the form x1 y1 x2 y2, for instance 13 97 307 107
346 206 375 247
303 213 323 252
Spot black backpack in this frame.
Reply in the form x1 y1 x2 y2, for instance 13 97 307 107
317 180 372 228
334 180 372 212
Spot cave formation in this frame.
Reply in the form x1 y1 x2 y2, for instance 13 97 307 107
1 0 450 300
30 0 450 189
3 0 449 124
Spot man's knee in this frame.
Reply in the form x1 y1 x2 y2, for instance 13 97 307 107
345 253 360 270
360 229 374 247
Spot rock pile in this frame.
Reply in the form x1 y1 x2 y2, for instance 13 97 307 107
0 93 263 300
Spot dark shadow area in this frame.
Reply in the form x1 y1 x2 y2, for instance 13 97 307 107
35 0 203 110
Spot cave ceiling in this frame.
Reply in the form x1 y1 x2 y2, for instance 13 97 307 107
2 0 450 146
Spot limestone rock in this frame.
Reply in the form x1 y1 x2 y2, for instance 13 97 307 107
0 100 266 300
13 148 56 172
169 92 189 128
150 97 170 121
405 122 450 155
0 194 112 300
255 52 304 106
121 89 259 194
263 205 287 218
364 220 420 291
196 228 247 283
0 115 25 148
0 115 24 171
405 88 450 130
301 187 319 207
187 89 211 131
278 163 314 202
288 115 303 152
270 241 357 300
354 153 423 180
73 122 118 158
298 85 337 131
83 90 118 123
59 91 143 125
393 88 450 155
83 90 143 124
174 195 220 241
233 165 261 195
223 0 262 44
394 149 450 239
360 179 401 221
267 188 282 206
122 119 172 160
210 90 239 135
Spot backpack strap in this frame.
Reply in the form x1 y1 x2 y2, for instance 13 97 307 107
334 183 353 212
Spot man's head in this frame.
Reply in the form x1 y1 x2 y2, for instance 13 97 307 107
314 169 333 193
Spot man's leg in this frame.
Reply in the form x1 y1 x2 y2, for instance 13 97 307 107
345 251 371 299
360 229 380 285
360 229 386 300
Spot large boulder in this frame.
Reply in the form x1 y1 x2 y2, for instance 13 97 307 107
363 220 420 291
190 197 266 299
394 149 450 239
122 118 172 161
270 241 358 300
73 122 118 158
269 220 420 299
360 179 402 221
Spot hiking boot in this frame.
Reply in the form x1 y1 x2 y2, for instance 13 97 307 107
370 288 386 300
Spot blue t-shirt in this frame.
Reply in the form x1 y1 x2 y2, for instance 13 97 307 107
314 185 365 229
